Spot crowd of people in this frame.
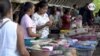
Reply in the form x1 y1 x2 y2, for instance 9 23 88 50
0 0 100 56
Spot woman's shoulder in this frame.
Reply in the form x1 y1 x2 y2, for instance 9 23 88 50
33 12 39 17
3 18 18 27
32 13 40 20
22 14 31 19
44 13 49 20
32 13 41 19
44 13 48 16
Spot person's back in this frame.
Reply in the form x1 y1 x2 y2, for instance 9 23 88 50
0 18 18 56
0 0 30 56
61 14 71 30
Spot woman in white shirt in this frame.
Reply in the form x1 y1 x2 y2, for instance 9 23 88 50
0 0 29 56
32 1 52 39
18 2 40 46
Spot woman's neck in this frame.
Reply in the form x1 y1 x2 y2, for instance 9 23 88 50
6 12 11 18
26 12 31 16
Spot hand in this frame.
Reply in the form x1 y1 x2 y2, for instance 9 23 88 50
21 48 30 56
45 21 53 27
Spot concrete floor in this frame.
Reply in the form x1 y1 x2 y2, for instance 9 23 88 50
93 47 100 56
93 39 100 56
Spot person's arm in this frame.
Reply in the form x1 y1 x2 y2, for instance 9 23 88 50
37 20 53 30
49 15 55 25
27 27 40 37
58 18 62 28
25 16 40 38
48 17 53 27
36 24 47 30
17 25 30 56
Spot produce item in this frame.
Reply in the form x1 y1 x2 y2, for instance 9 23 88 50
65 28 89 36
32 44 41 50
42 46 53 51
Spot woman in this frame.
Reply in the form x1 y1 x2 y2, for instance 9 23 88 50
32 1 52 39
19 2 40 46
0 0 29 56
81 3 94 26
71 4 79 17
61 8 71 30
49 6 61 29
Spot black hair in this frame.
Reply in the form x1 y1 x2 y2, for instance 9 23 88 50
35 1 48 12
50 6 56 15
56 7 61 11
64 8 70 14
22 2 33 13
18 2 34 24
0 0 11 20
13 11 19 22
84 3 89 9
73 4 77 8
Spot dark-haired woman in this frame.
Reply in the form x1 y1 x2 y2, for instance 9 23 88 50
61 8 71 30
0 0 29 56
19 2 40 46
32 1 52 39
49 6 59 29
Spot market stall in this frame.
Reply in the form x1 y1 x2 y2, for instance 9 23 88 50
10 0 99 56
25 27 98 56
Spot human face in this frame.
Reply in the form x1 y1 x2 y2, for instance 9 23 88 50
30 6 35 15
39 6 48 14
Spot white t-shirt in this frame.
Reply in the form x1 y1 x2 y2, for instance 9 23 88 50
0 18 19 56
21 14 36 39
32 13 50 38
